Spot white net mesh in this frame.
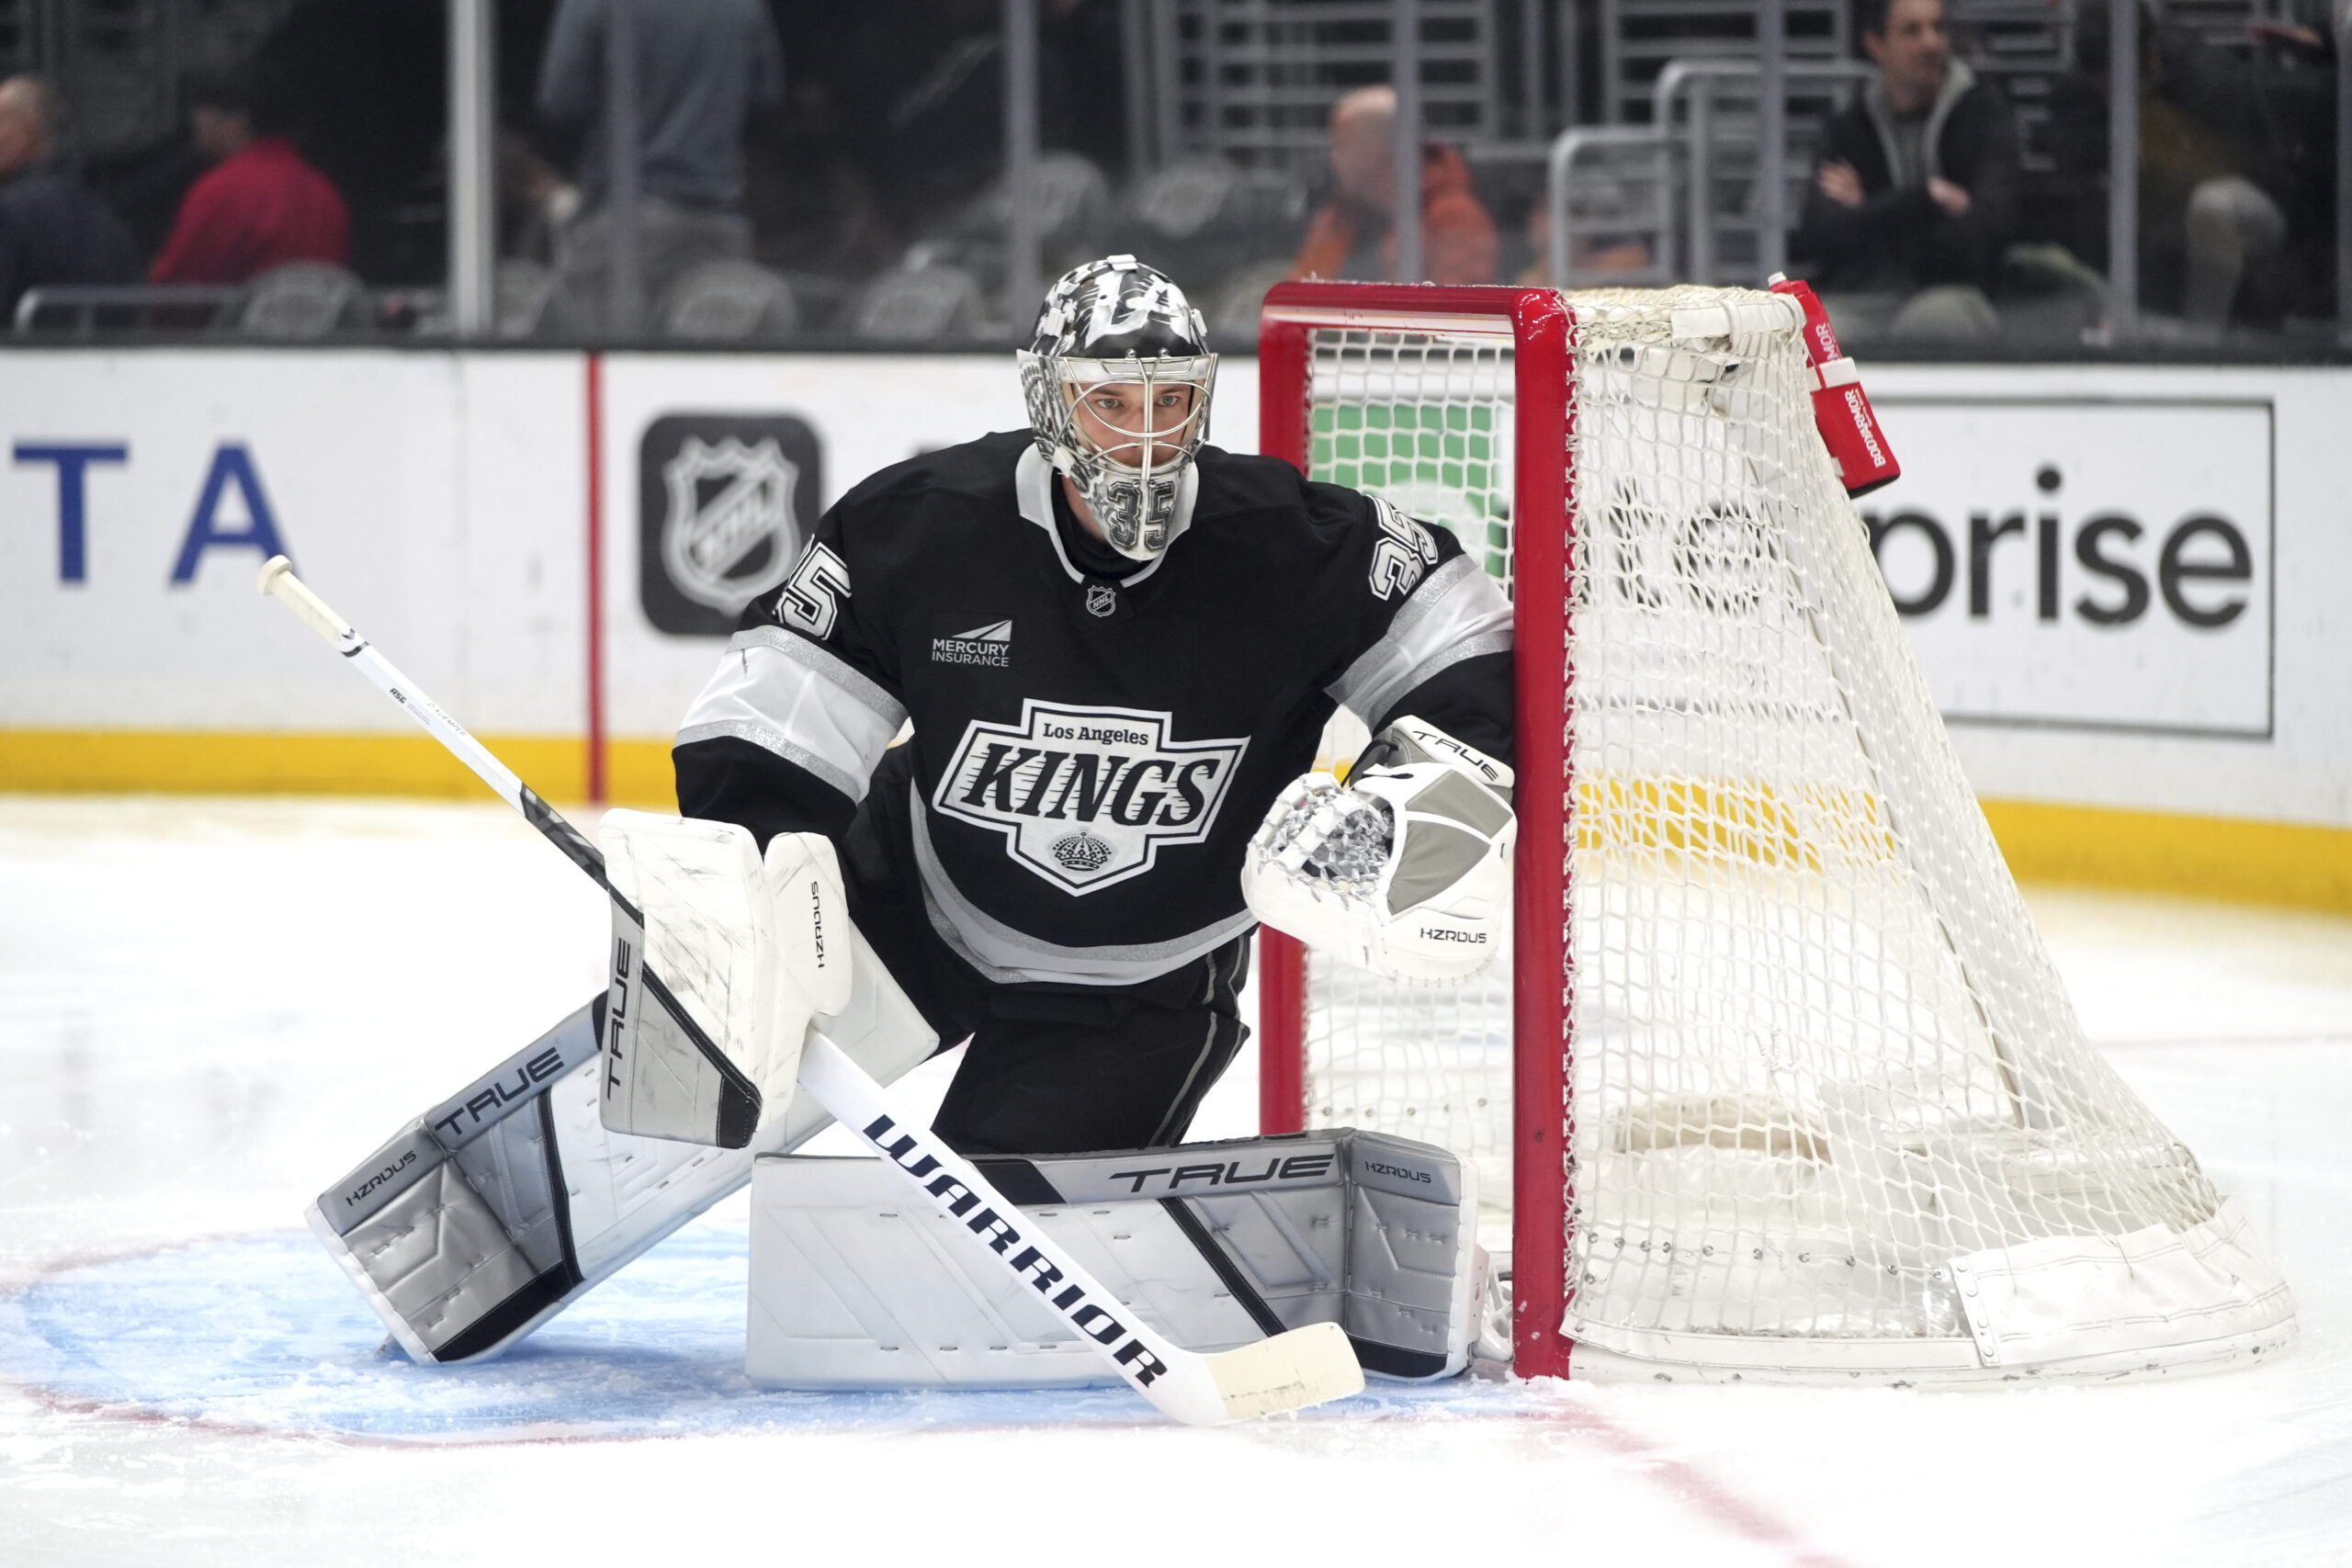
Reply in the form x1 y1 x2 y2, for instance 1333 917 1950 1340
1304 325 1520 1243
1294 288 2273 1374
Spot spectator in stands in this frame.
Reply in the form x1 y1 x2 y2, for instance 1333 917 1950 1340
149 63 350 286
1290 85 1497 286
2055 2 2337 335
500 133 582 266
2230 5 2339 331
0 75 138 321
1792 0 2019 339
537 0 786 333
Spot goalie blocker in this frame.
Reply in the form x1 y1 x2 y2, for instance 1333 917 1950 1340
598 810 850 1150
747 1128 1484 1388
309 923 935 1365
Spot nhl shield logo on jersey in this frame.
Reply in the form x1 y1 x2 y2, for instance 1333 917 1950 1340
935 701 1248 893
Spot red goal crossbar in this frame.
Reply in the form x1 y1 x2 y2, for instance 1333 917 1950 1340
1254 282 1577 1380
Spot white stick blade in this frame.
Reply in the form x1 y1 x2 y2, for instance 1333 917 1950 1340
1205 1321 1363 1420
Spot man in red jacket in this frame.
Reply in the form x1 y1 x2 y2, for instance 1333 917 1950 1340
150 64 349 285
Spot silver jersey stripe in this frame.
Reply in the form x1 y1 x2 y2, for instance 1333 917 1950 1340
729 626 904 726
674 720 869 804
910 786 1257 986
1328 553 1515 728
675 630 907 804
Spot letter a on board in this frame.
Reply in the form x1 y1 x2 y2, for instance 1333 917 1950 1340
171 444 290 583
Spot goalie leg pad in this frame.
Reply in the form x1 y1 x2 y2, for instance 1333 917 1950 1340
746 1128 1479 1389
310 923 936 1364
309 1004 597 1363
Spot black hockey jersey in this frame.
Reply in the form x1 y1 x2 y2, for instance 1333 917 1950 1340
673 429 1513 987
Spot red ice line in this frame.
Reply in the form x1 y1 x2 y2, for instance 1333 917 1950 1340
1498 1396 1870 1568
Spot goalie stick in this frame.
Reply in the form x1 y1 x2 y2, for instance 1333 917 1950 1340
255 555 1364 1426
256 558 756 1149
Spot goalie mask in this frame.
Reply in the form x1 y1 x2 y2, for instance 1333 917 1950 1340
1016 255 1217 563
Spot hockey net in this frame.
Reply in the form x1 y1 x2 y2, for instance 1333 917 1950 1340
1255 282 2294 1383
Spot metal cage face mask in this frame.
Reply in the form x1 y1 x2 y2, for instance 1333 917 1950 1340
1019 351 1216 561
1019 255 1217 564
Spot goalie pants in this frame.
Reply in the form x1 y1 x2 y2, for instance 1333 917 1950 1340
840 746 1252 1157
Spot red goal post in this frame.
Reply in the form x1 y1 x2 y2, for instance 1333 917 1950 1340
1256 282 1576 1379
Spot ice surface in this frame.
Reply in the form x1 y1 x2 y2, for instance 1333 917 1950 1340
2 798 2347 1566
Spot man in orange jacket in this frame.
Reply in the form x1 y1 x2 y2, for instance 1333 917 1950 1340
1289 85 1497 287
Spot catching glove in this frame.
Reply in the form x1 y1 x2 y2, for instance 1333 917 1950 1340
1241 717 1514 983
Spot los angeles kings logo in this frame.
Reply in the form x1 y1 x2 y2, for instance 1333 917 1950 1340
934 701 1247 893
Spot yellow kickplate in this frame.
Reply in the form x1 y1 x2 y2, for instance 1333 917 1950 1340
1981 797 2352 916
0 729 588 801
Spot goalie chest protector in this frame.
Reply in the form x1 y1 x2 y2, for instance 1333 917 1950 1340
686 430 1513 979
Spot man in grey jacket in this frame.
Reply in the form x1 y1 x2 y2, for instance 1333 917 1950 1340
537 0 785 333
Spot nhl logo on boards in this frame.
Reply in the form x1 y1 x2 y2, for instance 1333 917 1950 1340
639 414 823 636
664 439 796 610
934 700 1248 893
1085 583 1117 618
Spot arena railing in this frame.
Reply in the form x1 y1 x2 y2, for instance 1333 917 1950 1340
15 283 447 342
14 288 244 339
1544 58 1876 292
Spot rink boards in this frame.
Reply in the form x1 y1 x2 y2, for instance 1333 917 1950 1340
0 347 2348 908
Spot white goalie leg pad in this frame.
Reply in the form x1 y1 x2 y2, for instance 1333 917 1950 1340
1241 716 1515 982
308 921 934 1364
746 1129 1479 1388
598 810 852 1145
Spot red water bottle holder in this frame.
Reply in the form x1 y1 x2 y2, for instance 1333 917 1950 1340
1769 274 1902 498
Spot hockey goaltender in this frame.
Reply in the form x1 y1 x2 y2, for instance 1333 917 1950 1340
670 253 1518 1153
310 256 1515 1383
